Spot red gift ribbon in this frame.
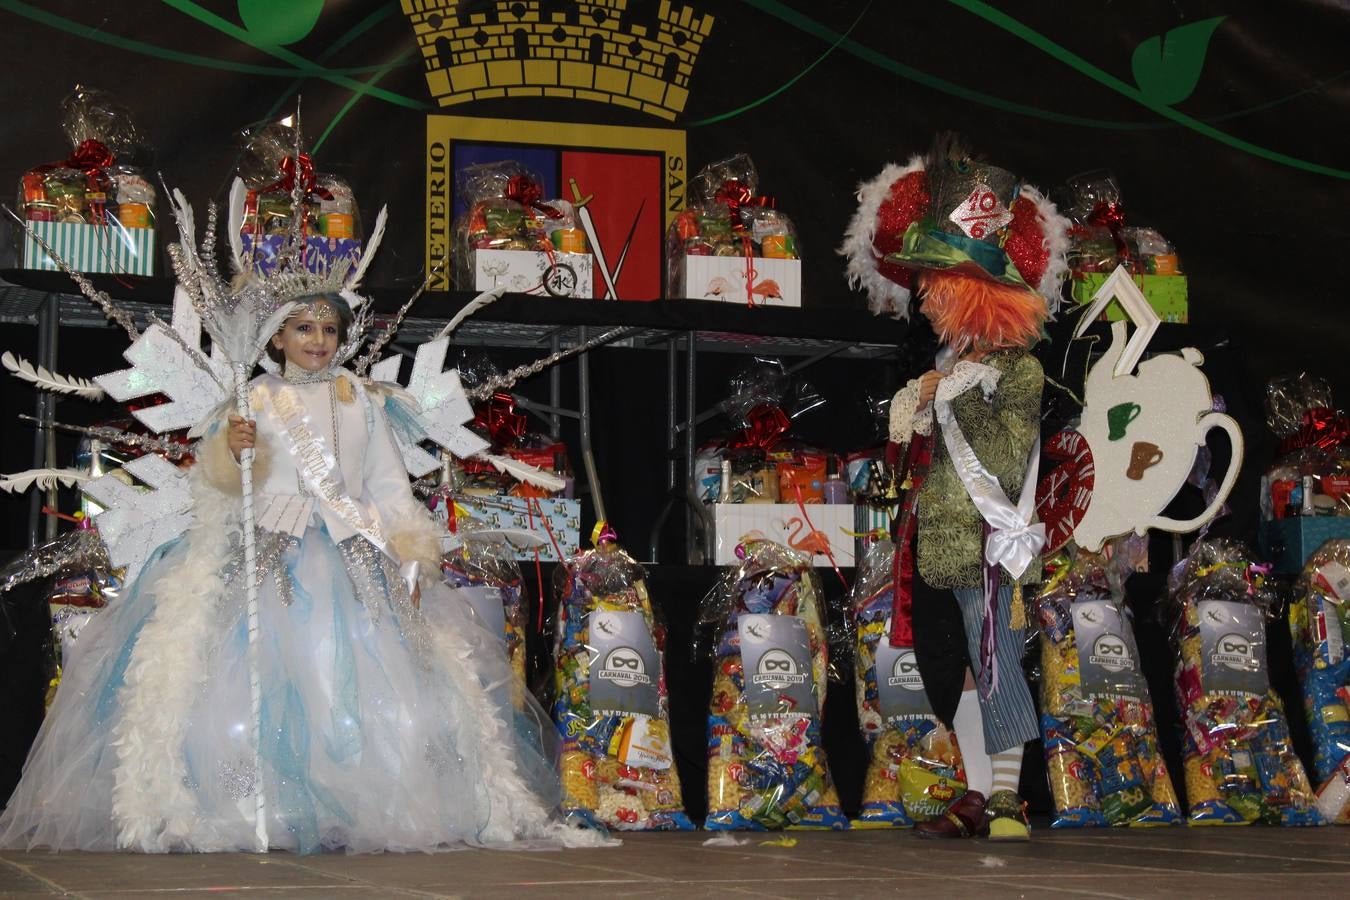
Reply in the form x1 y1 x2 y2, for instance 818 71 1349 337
31 139 117 223
260 152 333 201
1279 407 1350 457
1087 200 1131 265
728 404 790 452
505 174 562 220
472 392 528 449
714 180 776 307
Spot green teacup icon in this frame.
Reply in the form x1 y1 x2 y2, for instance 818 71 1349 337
1107 402 1142 441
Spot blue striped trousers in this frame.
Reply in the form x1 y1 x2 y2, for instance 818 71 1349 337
953 584 1039 755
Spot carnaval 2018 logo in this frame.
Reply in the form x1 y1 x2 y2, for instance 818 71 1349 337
598 645 652 687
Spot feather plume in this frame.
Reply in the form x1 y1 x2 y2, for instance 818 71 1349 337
434 286 505 340
918 271 1048 353
0 468 90 494
345 205 387 291
351 262 443 376
477 452 566 493
839 155 926 318
2 351 105 400
227 177 248 275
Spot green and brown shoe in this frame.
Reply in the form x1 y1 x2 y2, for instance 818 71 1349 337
985 789 1030 841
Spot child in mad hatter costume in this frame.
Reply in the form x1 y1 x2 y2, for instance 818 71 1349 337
842 135 1070 840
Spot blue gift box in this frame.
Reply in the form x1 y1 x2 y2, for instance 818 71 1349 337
239 233 362 275
1259 518 1350 575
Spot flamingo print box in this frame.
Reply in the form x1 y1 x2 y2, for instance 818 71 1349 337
712 503 856 565
678 256 802 307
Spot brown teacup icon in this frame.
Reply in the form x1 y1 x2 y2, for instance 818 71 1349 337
1126 441 1164 480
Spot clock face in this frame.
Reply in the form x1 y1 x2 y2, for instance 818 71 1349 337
1036 429 1096 554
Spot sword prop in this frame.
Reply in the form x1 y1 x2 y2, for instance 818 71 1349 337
569 178 642 301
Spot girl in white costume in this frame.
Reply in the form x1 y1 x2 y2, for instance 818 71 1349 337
0 293 592 853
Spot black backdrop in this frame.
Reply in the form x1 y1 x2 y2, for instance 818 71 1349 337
1 0 1348 819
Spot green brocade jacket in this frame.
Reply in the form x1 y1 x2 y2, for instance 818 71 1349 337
915 348 1044 590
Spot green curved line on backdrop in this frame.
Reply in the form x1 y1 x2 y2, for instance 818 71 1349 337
0 0 410 78
741 0 1346 143
314 49 417 152
946 0 1350 179
740 0 1156 130
266 5 402 122
158 0 427 110
688 0 874 126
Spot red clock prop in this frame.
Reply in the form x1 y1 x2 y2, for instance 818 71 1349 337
1036 429 1095 554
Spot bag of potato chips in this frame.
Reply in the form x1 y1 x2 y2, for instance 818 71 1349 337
552 535 693 831
699 540 847 830
1168 539 1320 826
849 540 967 827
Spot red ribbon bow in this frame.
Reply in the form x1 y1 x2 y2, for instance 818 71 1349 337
1087 200 1131 263
729 404 790 452
713 181 776 306
505 174 562 219
1280 407 1350 457
261 153 333 201
473 391 528 449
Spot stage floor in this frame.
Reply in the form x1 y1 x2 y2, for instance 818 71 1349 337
3 826 1347 898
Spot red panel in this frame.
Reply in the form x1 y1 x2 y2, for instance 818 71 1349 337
560 151 663 300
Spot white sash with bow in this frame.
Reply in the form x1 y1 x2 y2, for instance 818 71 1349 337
933 362 1045 580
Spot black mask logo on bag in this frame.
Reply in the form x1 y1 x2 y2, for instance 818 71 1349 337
752 648 808 690
599 646 652 687
1089 633 1136 672
887 650 924 691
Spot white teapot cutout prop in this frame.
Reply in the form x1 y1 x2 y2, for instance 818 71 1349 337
1062 266 1243 551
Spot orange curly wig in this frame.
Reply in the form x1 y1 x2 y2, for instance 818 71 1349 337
917 270 1047 353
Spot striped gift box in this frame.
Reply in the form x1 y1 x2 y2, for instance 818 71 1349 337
21 220 156 276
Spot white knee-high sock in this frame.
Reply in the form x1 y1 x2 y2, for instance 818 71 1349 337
990 743 1025 795
953 689 992 797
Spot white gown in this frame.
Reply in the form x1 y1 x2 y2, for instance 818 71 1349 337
0 369 583 853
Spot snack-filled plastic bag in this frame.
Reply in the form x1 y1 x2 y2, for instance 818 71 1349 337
16 86 157 275
1059 171 1182 277
552 535 693 831
1036 550 1181 828
699 540 847 830
1169 539 1322 825
440 528 527 689
1290 539 1350 822
667 153 801 305
850 540 967 827
234 121 363 275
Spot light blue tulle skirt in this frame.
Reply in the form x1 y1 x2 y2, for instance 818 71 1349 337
0 521 562 853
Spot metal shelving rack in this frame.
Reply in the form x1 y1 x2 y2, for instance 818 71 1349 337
1 270 908 555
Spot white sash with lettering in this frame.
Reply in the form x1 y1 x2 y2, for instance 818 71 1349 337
933 362 1045 580
265 380 393 559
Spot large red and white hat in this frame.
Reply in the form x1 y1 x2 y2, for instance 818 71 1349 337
840 138 1071 331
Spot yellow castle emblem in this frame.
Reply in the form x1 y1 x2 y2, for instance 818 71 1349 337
401 0 714 120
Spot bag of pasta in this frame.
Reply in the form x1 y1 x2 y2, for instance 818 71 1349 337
1036 550 1181 828
1290 539 1350 823
700 539 847 830
850 540 966 827
551 532 693 831
440 528 527 689
1169 539 1321 825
